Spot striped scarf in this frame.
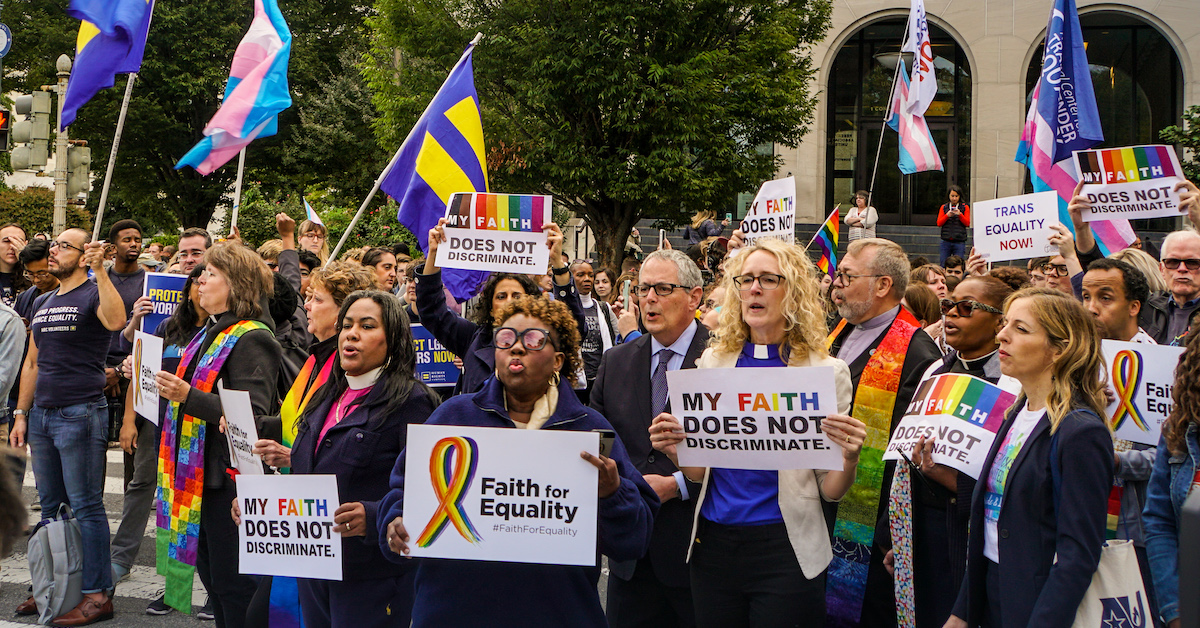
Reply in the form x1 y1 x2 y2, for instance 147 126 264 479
156 320 267 613
825 309 919 627
279 352 336 451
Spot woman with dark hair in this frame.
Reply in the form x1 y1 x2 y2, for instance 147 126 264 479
594 267 618 303
845 190 878 241
380 296 656 626
418 217 585 394
362 247 398 292
153 243 283 628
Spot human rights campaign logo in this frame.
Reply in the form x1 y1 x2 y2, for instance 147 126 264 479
416 436 482 547
1100 592 1147 628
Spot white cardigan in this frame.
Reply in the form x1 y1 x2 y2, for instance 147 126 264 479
684 346 855 579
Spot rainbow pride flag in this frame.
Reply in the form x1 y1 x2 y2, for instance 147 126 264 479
1075 145 1180 185
809 207 839 280
444 192 551 232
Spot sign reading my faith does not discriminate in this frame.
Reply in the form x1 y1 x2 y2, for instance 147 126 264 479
434 192 553 275
741 176 797 244
1074 144 1186 222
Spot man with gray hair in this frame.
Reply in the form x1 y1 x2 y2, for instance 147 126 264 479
591 248 707 628
826 237 941 627
1140 229 1200 346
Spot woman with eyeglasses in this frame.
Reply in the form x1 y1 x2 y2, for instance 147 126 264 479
650 238 862 628
379 296 656 627
298 220 330 261
884 276 1018 628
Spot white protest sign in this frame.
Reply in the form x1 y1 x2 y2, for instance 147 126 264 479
667 366 843 470
132 331 163 424
1074 145 1186 221
237 474 341 580
741 176 796 244
972 191 1059 262
404 424 599 566
1102 340 1185 446
882 374 1019 480
219 385 263 476
433 192 552 275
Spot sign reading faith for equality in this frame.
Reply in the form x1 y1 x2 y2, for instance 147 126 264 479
132 331 163 424
741 176 796 243
219 384 264 476
667 366 843 470
972 191 1059 262
403 424 599 566
237 474 342 580
141 272 188 333
434 192 553 275
1074 145 1186 221
412 324 460 387
1102 340 1185 446
882 374 1018 480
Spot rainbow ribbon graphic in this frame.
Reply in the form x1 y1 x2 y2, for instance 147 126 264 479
416 436 483 547
133 338 144 407
1111 350 1149 432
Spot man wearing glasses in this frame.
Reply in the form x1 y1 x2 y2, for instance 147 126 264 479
1140 230 1200 346
8 228 128 625
176 227 211 274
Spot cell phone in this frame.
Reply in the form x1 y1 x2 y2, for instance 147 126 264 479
594 429 616 458
622 279 631 311
658 229 667 250
725 212 733 221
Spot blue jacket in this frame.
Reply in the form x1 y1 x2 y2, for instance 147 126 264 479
952 402 1113 628
1143 423 1199 624
290 382 437 581
376 376 658 628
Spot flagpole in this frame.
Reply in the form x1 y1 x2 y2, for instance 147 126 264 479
805 205 838 249
231 147 247 235
326 31 485 267
91 72 139 242
866 55 905 211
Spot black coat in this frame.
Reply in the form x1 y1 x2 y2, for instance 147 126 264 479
952 401 1113 628
1139 291 1200 346
590 321 709 587
290 382 437 581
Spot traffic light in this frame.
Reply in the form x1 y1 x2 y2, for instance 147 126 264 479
67 144 92 197
11 91 52 170
0 109 10 152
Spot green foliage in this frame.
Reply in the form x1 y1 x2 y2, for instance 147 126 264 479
366 0 832 267
1160 105 1200 182
0 187 94 234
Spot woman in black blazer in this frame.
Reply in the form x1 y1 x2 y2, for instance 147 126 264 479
946 288 1113 628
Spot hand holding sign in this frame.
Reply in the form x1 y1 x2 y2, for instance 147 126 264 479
650 413 685 466
333 503 366 537
386 517 411 556
818 414 866 461
1178 179 1200 230
579 451 620 498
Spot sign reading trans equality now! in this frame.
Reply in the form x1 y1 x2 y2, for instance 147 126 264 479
434 192 553 275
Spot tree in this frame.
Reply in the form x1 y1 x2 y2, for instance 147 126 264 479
1161 105 1200 182
366 0 832 267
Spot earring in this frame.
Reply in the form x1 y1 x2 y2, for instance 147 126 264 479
550 371 561 386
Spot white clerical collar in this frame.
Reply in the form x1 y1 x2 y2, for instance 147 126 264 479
346 367 382 390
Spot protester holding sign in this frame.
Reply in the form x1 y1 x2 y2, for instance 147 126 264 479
418 218 586 394
379 297 656 627
948 288 1113 628
650 239 861 627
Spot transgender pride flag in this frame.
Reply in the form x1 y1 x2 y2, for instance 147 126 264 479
176 0 292 175
887 59 943 174
1015 0 1135 255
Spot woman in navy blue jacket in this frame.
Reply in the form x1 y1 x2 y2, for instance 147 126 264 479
378 296 658 627
947 288 1113 628
416 218 586 394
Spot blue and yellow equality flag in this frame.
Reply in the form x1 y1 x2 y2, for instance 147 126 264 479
61 0 154 128
380 38 489 301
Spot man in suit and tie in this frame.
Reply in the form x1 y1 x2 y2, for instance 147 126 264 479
592 248 708 628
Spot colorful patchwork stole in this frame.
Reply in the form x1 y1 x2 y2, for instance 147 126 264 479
889 464 917 628
825 309 919 627
156 320 267 613
279 353 336 451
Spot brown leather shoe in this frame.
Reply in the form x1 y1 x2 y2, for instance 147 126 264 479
15 596 37 616
51 596 113 627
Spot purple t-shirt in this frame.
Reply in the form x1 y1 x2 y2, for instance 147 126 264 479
30 280 111 407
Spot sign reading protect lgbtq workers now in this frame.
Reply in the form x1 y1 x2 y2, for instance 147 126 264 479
1075 145 1186 221
972 191 1059 262
404 424 599 566
132 331 163 424
434 192 553 275
741 176 796 244
237 474 341 580
141 272 188 333
667 367 843 470
412 324 460 386
882 374 1018 480
1102 340 1185 446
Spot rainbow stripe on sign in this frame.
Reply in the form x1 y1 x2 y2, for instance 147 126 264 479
1076 145 1179 185
909 373 1016 433
445 192 550 232
416 436 482 547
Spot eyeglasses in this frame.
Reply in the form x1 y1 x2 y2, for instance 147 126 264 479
23 270 52 280
633 283 687 297
732 273 784 291
940 298 1003 317
301 232 326 241
1040 263 1070 277
49 240 85 254
833 271 883 285
1162 258 1200 272
494 327 556 351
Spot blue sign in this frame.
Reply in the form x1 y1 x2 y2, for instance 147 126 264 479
141 272 188 333
0 24 11 59
412 323 460 387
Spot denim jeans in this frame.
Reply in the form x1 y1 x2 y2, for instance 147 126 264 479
939 240 966 266
27 398 113 594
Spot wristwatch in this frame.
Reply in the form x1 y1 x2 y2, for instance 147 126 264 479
13 409 26 417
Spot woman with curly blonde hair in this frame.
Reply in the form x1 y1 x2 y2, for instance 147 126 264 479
651 237 864 627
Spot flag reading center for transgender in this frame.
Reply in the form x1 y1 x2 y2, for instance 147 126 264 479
61 0 154 128
1015 0 1135 255
887 59 943 174
175 0 292 176
900 0 936 116
380 40 489 302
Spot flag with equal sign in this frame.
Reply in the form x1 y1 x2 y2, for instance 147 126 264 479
61 0 154 128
